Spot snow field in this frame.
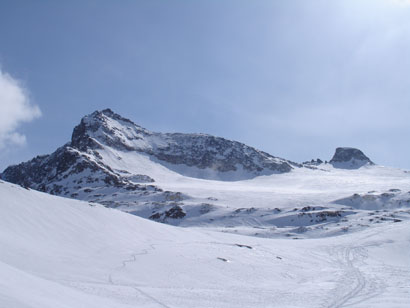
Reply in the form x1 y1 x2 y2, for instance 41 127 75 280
1 180 410 307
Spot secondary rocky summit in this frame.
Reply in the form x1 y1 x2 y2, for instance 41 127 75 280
330 147 374 169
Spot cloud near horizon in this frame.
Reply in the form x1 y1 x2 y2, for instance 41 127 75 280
0 69 41 149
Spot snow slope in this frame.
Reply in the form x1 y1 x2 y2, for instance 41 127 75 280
1 180 410 307
83 148 410 238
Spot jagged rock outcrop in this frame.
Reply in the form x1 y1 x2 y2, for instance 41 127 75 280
330 147 374 169
302 158 323 166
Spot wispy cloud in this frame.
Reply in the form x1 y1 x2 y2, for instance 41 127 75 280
0 69 41 149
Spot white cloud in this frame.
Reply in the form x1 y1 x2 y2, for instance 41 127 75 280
0 69 41 149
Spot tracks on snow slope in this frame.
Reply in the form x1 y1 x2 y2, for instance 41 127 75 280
324 244 385 308
108 244 172 308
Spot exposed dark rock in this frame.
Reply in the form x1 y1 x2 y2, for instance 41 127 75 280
330 147 374 169
164 205 186 219
149 205 186 220
235 244 253 249
303 158 323 166
149 212 162 220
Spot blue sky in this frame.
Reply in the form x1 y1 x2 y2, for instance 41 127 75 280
1 0 410 170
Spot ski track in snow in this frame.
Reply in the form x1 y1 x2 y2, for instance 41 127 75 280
131 287 171 308
108 244 172 308
325 246 368 308
323 242 388 308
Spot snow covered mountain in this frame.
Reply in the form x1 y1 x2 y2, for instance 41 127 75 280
2 109 410 236
1 109 297 216
0 108 295 221
2 109 410 307
2 109 295 190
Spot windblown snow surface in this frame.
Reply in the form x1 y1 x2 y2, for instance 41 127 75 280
1 170 410 308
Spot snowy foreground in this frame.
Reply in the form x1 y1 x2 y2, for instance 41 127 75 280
1 180 410 308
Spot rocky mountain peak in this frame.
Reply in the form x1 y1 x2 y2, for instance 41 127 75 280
71 109 151 151
65 109 296 179
330 147 374 169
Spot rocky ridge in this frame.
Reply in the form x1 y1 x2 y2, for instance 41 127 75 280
70 109 296 176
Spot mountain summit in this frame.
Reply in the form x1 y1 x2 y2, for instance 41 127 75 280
70 108 295 177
